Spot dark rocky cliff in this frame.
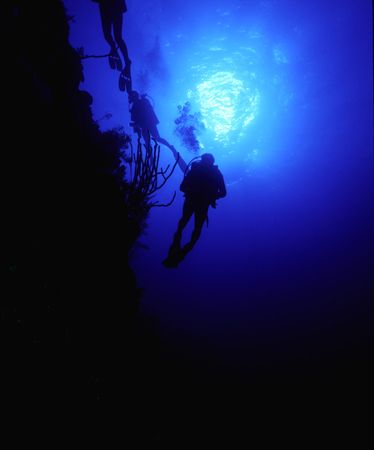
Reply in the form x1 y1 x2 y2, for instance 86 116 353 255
2 1 151 431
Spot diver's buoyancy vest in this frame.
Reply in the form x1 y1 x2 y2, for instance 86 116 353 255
181 162 222 202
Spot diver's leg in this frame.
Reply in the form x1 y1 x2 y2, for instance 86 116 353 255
99 4 116 52
113 13 131 66
191 204 209 244
173 200 194 247
163 200 193 266
99 4 121 70
182 204 209 255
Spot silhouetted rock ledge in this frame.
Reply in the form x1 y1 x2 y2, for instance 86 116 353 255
2 1 147 419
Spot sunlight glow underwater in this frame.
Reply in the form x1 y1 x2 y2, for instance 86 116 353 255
168 34 292 180
66 0 293 180
194 71 260 145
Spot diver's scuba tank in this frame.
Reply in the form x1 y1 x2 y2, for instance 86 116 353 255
184 155 202 176
141 93 155 108
184 153 216 176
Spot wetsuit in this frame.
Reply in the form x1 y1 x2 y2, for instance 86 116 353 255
175 161 226 250
130 96 159 138
130 95 176 151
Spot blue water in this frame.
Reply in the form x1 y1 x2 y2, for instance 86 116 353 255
64 0 373 381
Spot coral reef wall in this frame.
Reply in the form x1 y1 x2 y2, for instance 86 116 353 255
2 0 145 410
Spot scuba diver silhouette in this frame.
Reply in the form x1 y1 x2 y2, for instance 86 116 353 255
92 0 132 91
163 153 227 268
128 90 177 152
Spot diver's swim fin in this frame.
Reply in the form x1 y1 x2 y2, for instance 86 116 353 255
162 256 180 269
162 244 186 269
109 49 122 71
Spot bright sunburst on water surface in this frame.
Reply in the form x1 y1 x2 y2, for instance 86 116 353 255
195 71 260 144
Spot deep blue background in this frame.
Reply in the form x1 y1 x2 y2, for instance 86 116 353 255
64 0 373 383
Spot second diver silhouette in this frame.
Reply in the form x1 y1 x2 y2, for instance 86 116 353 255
129 90 177 153
163 153 227 268
92 0 132 91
